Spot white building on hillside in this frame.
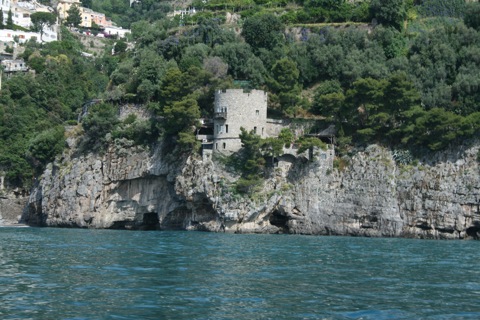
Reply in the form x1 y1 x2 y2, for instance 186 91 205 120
1 58 28 73
0 28 39 42
104 25 130 38
0 0 58 42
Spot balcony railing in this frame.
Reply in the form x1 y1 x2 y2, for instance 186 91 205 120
214 112 227 119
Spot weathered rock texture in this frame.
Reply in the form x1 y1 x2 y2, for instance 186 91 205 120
23 137 480 239
0 190 28 225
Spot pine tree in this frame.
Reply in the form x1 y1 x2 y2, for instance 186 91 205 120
0 9 4 29
66 5 82 28
6 9 13 29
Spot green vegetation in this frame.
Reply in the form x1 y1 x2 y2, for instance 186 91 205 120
228 127 321 194
6 9 13 29
65 5 82 28
0 9 4 29
2 0 480 190
0 28 109 187
30 12 56 41
80 103 119 151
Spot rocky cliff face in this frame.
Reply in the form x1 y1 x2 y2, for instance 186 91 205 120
23 136 480 239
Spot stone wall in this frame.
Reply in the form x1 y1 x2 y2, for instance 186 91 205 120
118 104 151 121
265 119 287 137
266 118 322 139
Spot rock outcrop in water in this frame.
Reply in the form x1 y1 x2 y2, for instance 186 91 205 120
22 131 480 239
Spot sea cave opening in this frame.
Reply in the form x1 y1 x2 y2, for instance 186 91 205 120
269 210 289 233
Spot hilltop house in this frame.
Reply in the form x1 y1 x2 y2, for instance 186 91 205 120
56 0 80 21
80 7 112 28
57 0 115 28
1 58 28 74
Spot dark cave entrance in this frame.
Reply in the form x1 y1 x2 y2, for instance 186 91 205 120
108 212 160 230
269 210 289 233
466 226 480 239
142 212 160 230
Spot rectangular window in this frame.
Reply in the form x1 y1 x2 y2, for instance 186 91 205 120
215 143 218 149
256 110 259 116
254 126 257 134
226 125 228 133
223 143 226 149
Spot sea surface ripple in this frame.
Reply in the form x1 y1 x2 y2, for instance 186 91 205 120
0 228 479 319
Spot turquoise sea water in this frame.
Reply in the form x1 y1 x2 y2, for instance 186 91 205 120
0 227 479 319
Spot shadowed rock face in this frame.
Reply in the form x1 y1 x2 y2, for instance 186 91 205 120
23 136 480 239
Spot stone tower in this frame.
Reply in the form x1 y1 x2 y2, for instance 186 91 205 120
213 89 268 153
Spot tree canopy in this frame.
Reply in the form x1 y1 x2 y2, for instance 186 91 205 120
30 12 56 40
65 5 82 27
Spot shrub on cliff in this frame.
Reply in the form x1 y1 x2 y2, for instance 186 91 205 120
81 103 119 152
26 126 65 173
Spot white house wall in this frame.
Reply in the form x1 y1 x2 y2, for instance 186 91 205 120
0 1 58 43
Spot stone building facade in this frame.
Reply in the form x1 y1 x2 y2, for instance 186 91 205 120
212 89 268 153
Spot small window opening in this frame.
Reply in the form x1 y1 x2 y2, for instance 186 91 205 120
223 143 226 149
226 125 228 133
254 126 257 134
256 110 259 116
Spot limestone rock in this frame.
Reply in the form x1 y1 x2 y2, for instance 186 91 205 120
23 139 480 239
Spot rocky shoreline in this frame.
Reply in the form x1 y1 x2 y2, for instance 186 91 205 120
15 135 480 240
